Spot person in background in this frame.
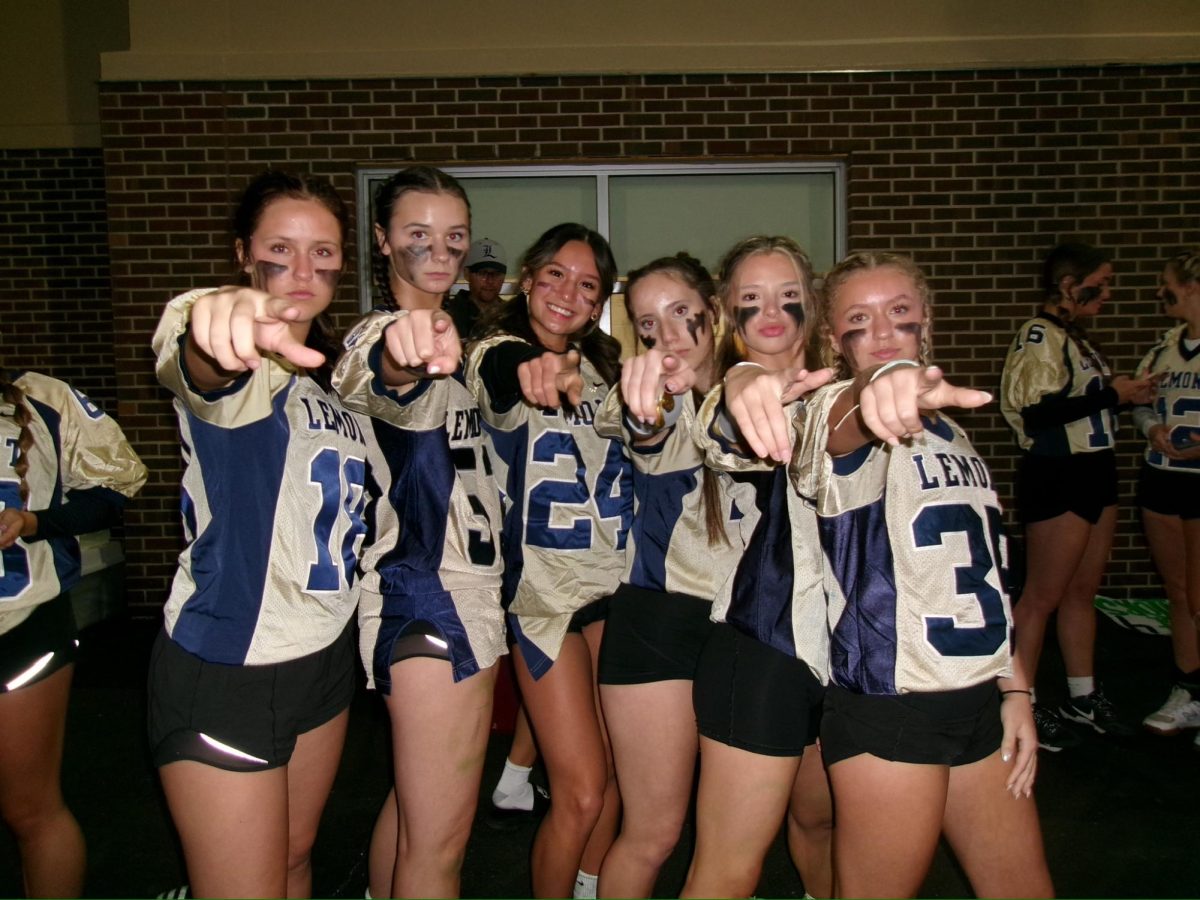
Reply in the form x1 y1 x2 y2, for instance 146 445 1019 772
0 364 146 898
1000 242 1154 750
446 237 508 340
1133 249 1200 743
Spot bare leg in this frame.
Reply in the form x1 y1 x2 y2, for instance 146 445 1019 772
367 789 397 900
1056 505 1116 680
1144 510 1199 672
681 737 800 898
827 754 947 898
597 679 696 898
1012 512 1092 686
942 751 1053 898
284 710 349 898
509 704 538 769
786 748 834 899
160 761 290 898
516 635 609 898
578 622 619 885
0 664 85 898
387 658 495 898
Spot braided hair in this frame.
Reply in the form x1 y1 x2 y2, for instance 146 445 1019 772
0 368 34 507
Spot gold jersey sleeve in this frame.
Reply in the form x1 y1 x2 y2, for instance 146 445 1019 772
1000 316 1115 454
0 373 147 634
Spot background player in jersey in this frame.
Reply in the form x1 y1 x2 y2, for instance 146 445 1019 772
466 223 631 898
0 366 145 898
1000 243 1154 749
148 172 370 898
684 236 835 899
333 166 505 898
785 251 1051 898
591 253 744 897
1132 249 1200 742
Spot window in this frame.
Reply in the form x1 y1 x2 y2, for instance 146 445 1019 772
356 161 847 350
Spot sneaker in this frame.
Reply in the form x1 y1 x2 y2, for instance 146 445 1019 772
1059 686 1134 736
1143 685 1200 735
1034 703 1081 751
157 888 189 900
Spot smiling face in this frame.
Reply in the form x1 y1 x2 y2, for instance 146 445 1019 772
629 270 717 389
523 240 603 351
727 250 808 367
237 196 343 322
828 265 926 376
375 190 470 309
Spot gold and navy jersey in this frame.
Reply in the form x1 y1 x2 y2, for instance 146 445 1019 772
334 309 506 683
1001 313 1116 455
1136 323 1200 473
154 289 372 666
0 373 147 635
466 333 633 677
691 384 829 683
594 388 746 602
792 381 1014 695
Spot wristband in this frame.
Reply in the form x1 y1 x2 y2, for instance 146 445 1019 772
868 359 921 383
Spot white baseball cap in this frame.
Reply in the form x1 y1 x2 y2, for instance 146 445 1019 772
464 238 507 272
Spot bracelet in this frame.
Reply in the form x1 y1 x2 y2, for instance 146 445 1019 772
999 689 1032 697
868 359 921 383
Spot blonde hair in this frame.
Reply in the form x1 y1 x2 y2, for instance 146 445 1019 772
713 235 817 376
818 251 933 379
1165 248 1200 285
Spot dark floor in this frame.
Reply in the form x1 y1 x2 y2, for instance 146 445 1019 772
0 613 1197 899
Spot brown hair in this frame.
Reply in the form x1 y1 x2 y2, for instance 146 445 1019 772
479 223 623 386
818 251 934 379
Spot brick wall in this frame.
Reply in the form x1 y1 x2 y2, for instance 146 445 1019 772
0 148 117 409
98 66 1200 615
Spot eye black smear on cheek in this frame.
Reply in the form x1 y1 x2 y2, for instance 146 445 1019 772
639 335 657 349
782 302 805 329
315 267 340 288
446 245 465 260
685 310 706 345
839 328 866 361
735 305 760 334
403 243 432 262
1163 288 1179 306
253 260 289 289
896 322 922 343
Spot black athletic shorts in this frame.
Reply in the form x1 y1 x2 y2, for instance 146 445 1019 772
1137 464 1200 520
693 621 824 757
147 621 355 771
820 680 1002 767
567 594 611 633
1016 450 1117 525
597 583 713 685
0 591 77 693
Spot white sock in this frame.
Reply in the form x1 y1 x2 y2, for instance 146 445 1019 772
493 781 535 811
494 758 532 797
364 889 372 900
573 870 598 899
1067 676 1095 698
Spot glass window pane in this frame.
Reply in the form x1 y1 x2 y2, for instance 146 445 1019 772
607 173 838 277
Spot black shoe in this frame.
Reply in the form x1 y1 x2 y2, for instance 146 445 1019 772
1059 686 1134 736
485 784 549 830
1034 703 1082 751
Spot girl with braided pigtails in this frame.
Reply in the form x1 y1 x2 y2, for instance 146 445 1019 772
332 166 506 899
0 366 146 897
